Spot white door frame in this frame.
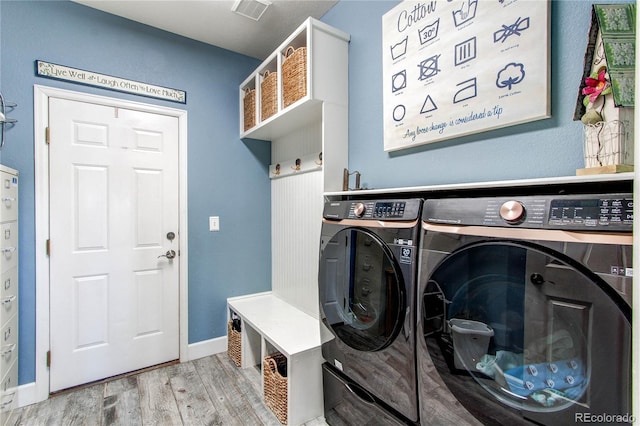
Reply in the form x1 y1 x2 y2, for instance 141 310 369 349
33 85 189 403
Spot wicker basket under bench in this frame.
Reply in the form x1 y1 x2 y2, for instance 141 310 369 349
227 319 242 367
264 353 288 424
227 293 323 425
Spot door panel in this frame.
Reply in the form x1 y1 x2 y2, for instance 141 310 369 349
74 274 108 348
74 165 108 250
319 227 404 352
421 240 631 425
49 98 180 392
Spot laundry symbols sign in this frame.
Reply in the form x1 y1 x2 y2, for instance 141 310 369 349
382 0 550 151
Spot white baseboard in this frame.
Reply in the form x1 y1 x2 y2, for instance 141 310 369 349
186 335 228 361
16 381 37 409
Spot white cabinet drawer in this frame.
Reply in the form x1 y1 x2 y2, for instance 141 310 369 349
0 172 18 224
0 277 17 330
0 223 17 274
0 359 17 414
0 269 17 318
0 316 17 378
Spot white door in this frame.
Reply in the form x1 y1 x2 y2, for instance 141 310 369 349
48 98 180 392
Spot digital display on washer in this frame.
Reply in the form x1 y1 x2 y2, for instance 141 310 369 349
374 201 406 218
549 197 633 227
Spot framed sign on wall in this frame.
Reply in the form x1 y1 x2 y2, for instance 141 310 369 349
382 0 550 151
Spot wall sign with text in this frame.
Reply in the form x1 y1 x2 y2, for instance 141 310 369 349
36 60 186 104
382 0 550 151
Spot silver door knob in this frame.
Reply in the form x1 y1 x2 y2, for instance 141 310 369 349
158 250 176 259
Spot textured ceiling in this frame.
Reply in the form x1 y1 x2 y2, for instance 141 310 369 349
73 0 338 60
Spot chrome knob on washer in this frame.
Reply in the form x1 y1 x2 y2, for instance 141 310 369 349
353 202 366 217
500 200 525 223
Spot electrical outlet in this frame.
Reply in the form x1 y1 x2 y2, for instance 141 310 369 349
209 216 220 232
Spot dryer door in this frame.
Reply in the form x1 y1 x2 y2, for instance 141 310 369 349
422 241 631 425
319 227 405 352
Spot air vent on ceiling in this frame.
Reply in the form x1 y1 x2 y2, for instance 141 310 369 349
231 0 271 21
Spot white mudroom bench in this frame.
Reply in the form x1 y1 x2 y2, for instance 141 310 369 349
227 292 324 425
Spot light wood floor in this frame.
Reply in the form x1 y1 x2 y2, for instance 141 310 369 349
7 353 328 426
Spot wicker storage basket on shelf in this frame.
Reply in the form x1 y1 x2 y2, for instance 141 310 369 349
282 46 307 108
263 353 288 424
243 88 256 131
260 70 278 121
227 321 241 367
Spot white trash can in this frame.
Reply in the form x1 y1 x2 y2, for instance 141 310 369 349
449 318 494 372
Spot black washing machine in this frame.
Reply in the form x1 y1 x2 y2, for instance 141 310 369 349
319 198 422 425
417 193 633 425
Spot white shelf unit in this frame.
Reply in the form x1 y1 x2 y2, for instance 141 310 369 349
0 165 18 425
239 17 350 318
234 19 349 424
227 293 324 426
239 18 349 137
239 17 349 190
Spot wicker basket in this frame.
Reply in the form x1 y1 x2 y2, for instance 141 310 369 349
260 70 278 121
227 321 241 367
263 353 288 424
243 88 256 131
282 46 307 108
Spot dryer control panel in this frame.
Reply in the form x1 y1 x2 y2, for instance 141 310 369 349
423 193 633 231
324 199 422 221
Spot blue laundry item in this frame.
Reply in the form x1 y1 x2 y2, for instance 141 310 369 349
503 359 585 397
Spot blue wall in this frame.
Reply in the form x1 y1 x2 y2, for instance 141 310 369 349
322 0 623 190
0 0 628 387
1 1 271 384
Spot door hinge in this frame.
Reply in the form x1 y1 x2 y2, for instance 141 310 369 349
46 239 50 256
46 351 51 367
45 127 50 145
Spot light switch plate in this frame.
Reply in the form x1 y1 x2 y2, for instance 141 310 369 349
209 216 220 231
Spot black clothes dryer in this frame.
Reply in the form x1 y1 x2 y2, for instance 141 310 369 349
417 194 633 425
319 199 422 424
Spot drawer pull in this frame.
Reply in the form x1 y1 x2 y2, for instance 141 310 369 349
2 376 12 392
1 198 15 202
1 247 15 254
1 343 15 356
0 391 15 409
1 295 15 305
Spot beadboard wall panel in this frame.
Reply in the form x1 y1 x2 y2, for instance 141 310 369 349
271 120 322 164
271 170 323 318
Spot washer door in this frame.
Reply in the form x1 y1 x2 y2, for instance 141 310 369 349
423 241 631 425
319 227 405 352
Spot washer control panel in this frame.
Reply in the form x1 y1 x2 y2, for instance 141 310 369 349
423 194 633 231
548 197 633 228
324 199 422 221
